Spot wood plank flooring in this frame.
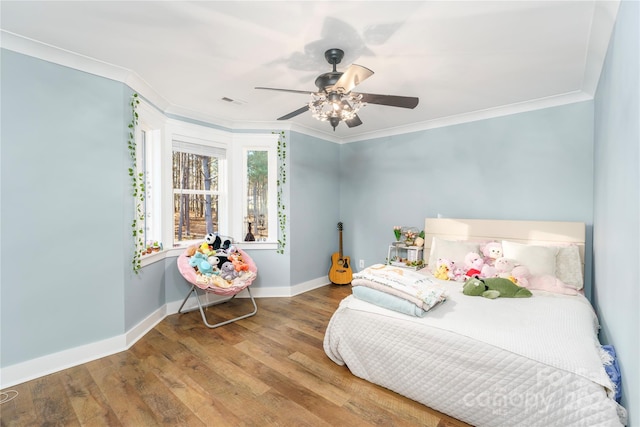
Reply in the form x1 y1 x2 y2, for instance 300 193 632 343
1 284 470 426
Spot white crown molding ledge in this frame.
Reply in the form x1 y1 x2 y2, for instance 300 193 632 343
581 0 621 96
339 91 594 144
1 2 618 145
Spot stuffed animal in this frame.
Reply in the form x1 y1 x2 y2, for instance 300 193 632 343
220 261 239 281
229 252 249 272
205 233 218 247
189 251 207 268
199 241 214 256
523 275 579 295
481 242 503 266
494 257 530 288
464 252 485 278
188 251 217 276
463 277 532 299
185 245 198 257
198 260 214 276
434 258 455 280
451 266 466 282
211 254 228 270
464 252 499 279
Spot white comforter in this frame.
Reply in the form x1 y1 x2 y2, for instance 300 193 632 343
324 275 626 426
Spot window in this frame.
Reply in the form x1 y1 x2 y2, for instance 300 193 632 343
171 140 225 245
135 101 164 253
231 134 278 246
244 149 269 241
136 112 279 265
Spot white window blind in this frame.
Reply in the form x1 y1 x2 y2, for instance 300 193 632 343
172 139 226 159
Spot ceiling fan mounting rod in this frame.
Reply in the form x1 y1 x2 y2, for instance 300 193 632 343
324 48 344 72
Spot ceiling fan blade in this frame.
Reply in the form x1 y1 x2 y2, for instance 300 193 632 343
330 64 374 93
277 105 309 120
255 86 313 95
345 114 363 128
358 93 419 109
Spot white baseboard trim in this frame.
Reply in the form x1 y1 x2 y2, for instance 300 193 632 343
125 305 168 348
0 279 331 389
0 335 125 389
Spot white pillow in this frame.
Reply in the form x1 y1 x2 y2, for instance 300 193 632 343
502 240 559 277
428 237 481 272
555 245 584 290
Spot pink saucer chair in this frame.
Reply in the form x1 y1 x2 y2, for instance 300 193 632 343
177 244 258 328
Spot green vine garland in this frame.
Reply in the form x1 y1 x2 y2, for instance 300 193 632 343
276 131 287 254
127 93 145 272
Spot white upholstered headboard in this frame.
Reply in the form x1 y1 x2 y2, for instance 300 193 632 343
423 218 586 266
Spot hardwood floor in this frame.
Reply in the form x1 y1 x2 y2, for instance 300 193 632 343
1 285 470 426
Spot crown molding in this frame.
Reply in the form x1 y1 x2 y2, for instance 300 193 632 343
1 30 130 82
581 0 621 96
339 91 594 143
1 22 611 144
1 30 171 112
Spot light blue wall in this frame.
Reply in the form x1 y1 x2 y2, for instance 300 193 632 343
290 131 340 284
339 101 595 294
0 49 298 371
593 0 640 423
126 260 165 331
3 12 638 422
1 50 129 365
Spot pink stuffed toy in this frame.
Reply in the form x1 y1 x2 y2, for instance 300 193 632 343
495 257 579 295
451 266 466 282
464 251 502 279
494 257 529 287
481 242 503 266
524 275 579 295
464 252 485 278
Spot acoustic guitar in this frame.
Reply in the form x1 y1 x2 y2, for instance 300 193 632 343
329 222 353 285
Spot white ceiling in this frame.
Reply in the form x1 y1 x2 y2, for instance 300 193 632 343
0 1 619 141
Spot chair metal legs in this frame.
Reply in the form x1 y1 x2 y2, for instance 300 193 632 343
177 285 258 328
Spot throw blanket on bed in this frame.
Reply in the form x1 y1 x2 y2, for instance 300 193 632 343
353 264 447 311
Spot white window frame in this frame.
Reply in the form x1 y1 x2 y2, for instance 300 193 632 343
135 100 165 258
163 119 231 249
137 114 279 268
230 133 279 249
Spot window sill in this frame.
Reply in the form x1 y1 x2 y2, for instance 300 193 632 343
138 241 279 269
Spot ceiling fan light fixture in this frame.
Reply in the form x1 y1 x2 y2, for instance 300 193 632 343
256 48 417 130
308 92 364 129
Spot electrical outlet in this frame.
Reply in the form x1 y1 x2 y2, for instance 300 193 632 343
359 259 365 268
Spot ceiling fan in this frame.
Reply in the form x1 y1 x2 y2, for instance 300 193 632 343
256 48 419 131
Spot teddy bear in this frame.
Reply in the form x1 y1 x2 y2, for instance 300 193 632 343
463 276 532 299
434 258 455 280
481 242 503 266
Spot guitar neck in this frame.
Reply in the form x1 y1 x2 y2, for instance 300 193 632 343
339 229 344 259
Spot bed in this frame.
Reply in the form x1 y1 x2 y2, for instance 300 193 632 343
323 218 626 427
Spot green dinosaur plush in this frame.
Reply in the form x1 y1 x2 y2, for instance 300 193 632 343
463 277 532 299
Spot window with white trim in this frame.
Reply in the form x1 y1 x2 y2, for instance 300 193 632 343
231 134 278 245
135 101 164 253
171 138 226 246
135 110 279 259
